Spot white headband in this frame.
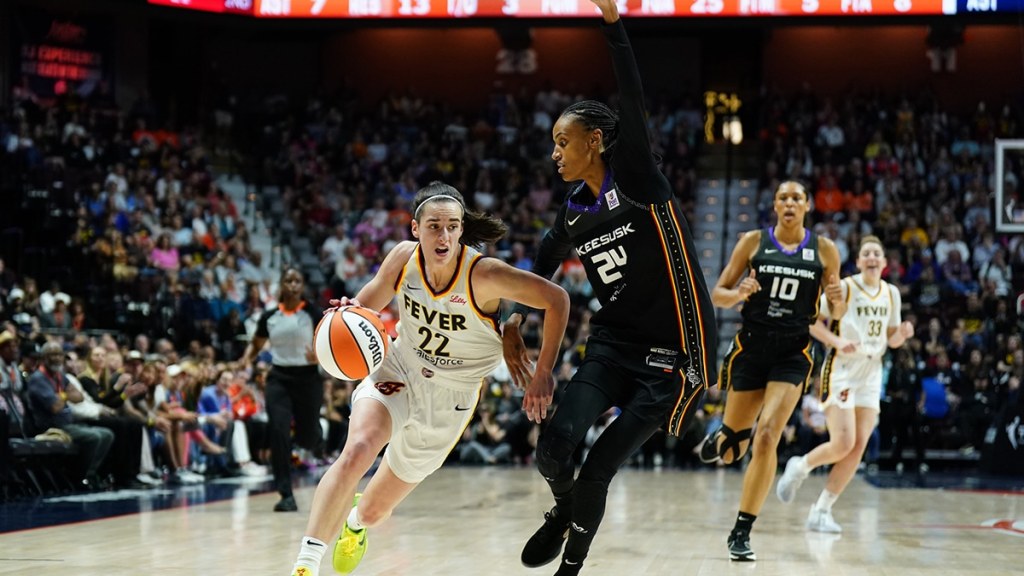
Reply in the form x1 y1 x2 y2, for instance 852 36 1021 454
414 194 464 219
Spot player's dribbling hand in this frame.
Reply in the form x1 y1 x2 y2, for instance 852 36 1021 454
825 275 843 304
326 297 363 313
736 268 760 301
304 344 317 364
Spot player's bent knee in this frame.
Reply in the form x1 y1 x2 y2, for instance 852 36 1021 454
849 438 869 458
338 440 381 472
834 434 857 456
752 425 780 454
536 432 576 479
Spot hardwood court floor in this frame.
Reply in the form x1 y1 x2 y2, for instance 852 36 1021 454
0 466 1021 575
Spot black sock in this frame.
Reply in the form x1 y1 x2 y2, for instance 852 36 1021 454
553 491 573 519
734 511 757 533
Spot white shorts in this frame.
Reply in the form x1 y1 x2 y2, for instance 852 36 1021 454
820 355 882 411
352 347 481 484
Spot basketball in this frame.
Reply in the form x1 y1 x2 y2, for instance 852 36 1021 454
314 306 390 381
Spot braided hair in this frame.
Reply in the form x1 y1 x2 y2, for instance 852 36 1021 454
412 181 508 247
560 100 620 165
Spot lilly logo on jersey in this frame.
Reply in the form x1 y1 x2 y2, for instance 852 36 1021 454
449 295 467 305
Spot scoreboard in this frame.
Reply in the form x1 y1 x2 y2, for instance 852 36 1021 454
147 0 1018 16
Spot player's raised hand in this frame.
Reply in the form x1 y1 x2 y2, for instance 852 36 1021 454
588 0 619 22
737 268 761 301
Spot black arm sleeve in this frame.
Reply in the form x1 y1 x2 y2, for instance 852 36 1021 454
509 204 576 320
603 19 670 204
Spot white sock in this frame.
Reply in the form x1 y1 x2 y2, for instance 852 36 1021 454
347 507 365 531
794 455 812 475
815 489 839 513
293 536 327 574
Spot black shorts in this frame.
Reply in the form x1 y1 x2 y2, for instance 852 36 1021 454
573 335 706 436
719 329 814 392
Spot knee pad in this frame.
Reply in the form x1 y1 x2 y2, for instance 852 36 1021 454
718 424 753 463
536 432 576 480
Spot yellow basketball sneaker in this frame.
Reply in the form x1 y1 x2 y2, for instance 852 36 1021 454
333 493 367 574
290 567 314 576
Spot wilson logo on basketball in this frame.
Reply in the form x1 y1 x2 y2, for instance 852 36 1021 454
375 381 406 396
449 295 467 305
358 319 384 365
314 306 389 381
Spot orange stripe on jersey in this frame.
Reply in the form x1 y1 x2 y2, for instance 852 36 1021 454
721 334 743 392
650 209 686 355
818 319 842 397
820 347 837 401
650 202 713 435
650 207 688 436
800 339 815 394
417 244 466 299
668 202 711 384
466 255 499 334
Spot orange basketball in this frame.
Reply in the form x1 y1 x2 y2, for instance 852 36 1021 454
314 306 390 381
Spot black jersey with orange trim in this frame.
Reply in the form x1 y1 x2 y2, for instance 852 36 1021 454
522 20 717 395
741 228 824 335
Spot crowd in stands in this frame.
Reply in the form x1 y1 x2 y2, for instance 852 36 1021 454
1 74 1022 497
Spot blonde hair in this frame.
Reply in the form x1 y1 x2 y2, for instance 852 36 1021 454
859 235 883 251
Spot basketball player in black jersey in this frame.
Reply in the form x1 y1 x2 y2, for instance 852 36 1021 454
503 1 717 574
699 180 846 561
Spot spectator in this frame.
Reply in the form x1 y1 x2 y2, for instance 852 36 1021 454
25 341 114 489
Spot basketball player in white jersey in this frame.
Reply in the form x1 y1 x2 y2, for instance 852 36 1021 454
289 182 569 576
775 235 914 532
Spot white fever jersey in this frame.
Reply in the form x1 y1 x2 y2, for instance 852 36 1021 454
393 244 503 389
820 274 901 360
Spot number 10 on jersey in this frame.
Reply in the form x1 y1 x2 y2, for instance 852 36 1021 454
769 276 799 301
